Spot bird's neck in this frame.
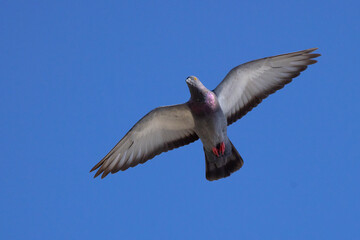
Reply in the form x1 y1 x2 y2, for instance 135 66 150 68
188 91 219 115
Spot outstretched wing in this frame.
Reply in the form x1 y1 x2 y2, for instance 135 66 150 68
91 104 199 178
214 48 320 125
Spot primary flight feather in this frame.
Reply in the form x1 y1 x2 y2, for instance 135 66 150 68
91 48 320 181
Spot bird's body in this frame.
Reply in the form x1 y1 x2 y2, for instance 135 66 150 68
91 48 320 181
187 82 226 151
186 78 243 180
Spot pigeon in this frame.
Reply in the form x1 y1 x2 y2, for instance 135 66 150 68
91 48 320 181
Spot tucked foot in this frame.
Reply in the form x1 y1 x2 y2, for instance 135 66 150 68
219 142 225 155
212 142 225 157
212 147 219 157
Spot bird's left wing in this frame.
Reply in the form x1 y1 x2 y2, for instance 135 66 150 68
91 104 199 178
214 48 320 125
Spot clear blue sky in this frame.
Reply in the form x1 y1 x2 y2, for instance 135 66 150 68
1 1 359 239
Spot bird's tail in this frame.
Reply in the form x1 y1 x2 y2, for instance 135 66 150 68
204 140 244 181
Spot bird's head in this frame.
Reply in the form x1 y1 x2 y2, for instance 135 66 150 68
185 76 201 87
186 76 208 101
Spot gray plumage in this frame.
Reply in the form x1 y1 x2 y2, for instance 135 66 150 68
91 48 320 181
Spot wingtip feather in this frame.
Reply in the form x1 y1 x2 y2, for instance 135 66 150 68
90 166 98 173
101 171 110 179
94 170 102 178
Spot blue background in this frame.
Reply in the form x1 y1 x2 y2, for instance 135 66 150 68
1 1 359 239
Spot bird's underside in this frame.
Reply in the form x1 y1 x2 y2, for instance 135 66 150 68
91 48 320 180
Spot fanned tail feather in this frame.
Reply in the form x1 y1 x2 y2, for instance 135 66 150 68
205 140 243 181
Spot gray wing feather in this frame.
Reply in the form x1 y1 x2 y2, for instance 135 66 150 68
214 48 320 125
91 104 198 178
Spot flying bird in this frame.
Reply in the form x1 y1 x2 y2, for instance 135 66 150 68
91 48 320 181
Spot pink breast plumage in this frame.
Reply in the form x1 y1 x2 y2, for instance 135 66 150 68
205 92 217 109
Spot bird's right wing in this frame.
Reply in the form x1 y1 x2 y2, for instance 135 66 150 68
214 48 320 125
91 104 199 178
